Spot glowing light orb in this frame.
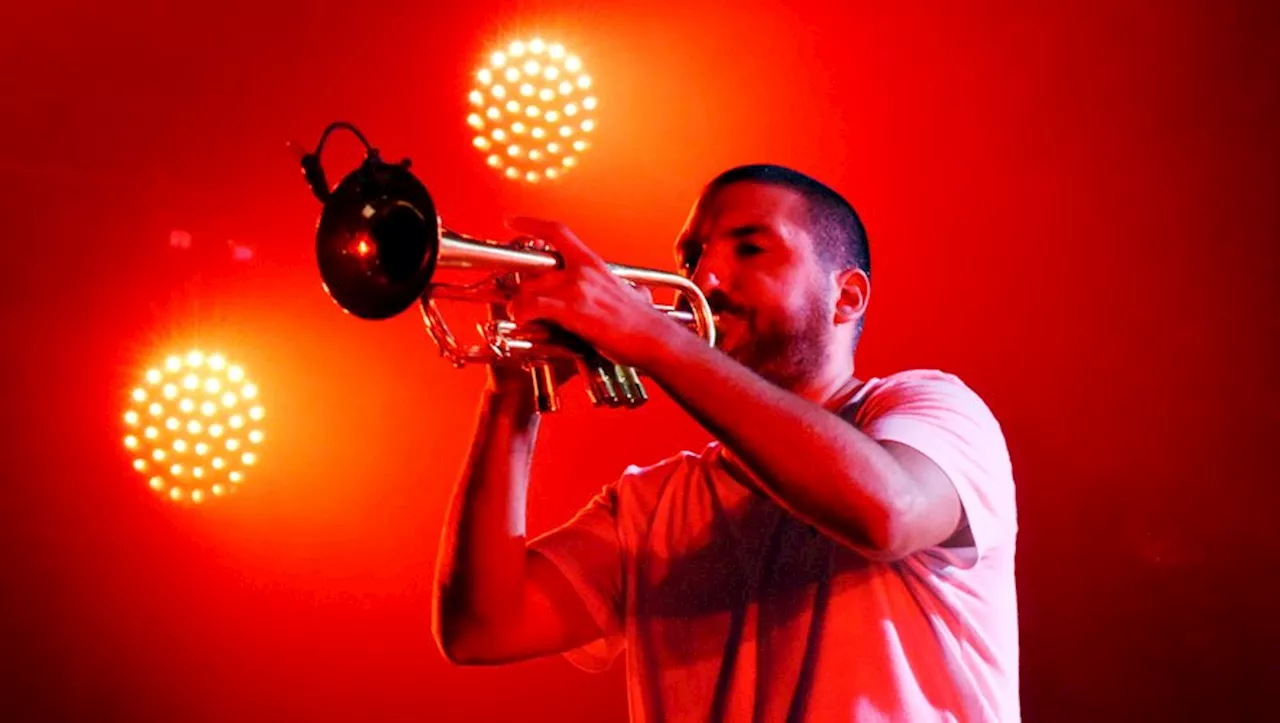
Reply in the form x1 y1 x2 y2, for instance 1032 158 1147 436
123 350 265 503
468 38 597 183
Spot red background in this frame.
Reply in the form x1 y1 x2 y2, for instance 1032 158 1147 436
2 0 1277 720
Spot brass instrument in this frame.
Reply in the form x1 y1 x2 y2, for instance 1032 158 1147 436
297 122 716 412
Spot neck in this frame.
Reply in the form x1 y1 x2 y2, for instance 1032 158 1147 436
787 354 860 411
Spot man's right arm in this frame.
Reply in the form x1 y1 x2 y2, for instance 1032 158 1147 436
432 379 604 665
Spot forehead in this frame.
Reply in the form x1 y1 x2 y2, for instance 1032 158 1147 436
684 181 812 239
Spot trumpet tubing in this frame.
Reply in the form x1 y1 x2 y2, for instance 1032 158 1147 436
300 122 716 411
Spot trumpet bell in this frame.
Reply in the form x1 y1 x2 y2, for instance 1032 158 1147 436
316 157 442 320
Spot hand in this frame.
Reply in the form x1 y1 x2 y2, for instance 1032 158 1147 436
503 217 672 370
483 301 578 398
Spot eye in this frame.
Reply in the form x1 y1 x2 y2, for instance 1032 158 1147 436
736 242 764 258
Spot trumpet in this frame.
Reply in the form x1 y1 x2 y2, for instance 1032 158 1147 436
298 122 716 412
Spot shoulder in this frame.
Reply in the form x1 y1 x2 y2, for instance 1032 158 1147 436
854 369 1010 475
613 444 713 501
619 447 707 481
855 369 1001 428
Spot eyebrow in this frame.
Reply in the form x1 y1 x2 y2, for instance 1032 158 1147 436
727 223 769 239
676 222 772 259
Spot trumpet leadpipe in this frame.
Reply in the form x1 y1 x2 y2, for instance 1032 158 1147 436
438 231 560 272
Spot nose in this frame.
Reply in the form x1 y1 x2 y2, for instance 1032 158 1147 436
690 245 729 296
692 265 720 295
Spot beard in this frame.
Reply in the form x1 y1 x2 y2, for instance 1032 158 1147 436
714 289 833 391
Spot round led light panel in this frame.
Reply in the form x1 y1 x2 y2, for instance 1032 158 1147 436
468 38 598 183
123 350 264 503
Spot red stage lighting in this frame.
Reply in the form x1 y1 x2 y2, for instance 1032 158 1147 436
467 38 598 183
122 350 265 503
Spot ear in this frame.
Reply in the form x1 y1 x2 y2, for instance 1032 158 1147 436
833 268 870 325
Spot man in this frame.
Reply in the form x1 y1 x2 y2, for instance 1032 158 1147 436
432 165 1019 722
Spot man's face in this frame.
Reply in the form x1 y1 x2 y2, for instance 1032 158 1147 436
676 182 837 389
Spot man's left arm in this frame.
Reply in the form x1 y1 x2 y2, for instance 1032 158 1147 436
501 217 966 560
639 329 967 560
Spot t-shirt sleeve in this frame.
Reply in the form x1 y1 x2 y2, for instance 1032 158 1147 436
858 371 1017 568
527 483 626 671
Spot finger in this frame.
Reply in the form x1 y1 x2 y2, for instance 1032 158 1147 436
624 280 655 304
508 294 571 328
513 269 574 295
506 217 604 270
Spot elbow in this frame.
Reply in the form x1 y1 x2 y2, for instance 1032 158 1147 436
432 608 466 665
433 614 489 666
432 594 487 666
853 500 919 563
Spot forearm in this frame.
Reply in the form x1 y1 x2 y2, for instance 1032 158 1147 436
433 386 541 647
641 331 910 553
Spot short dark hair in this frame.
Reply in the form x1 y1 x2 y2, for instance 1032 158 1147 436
704 164 870 279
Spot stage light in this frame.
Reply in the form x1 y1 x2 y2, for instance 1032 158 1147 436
123 349 265 504
468 36 597 182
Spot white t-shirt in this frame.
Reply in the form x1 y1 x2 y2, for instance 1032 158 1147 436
530 370 1020 722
